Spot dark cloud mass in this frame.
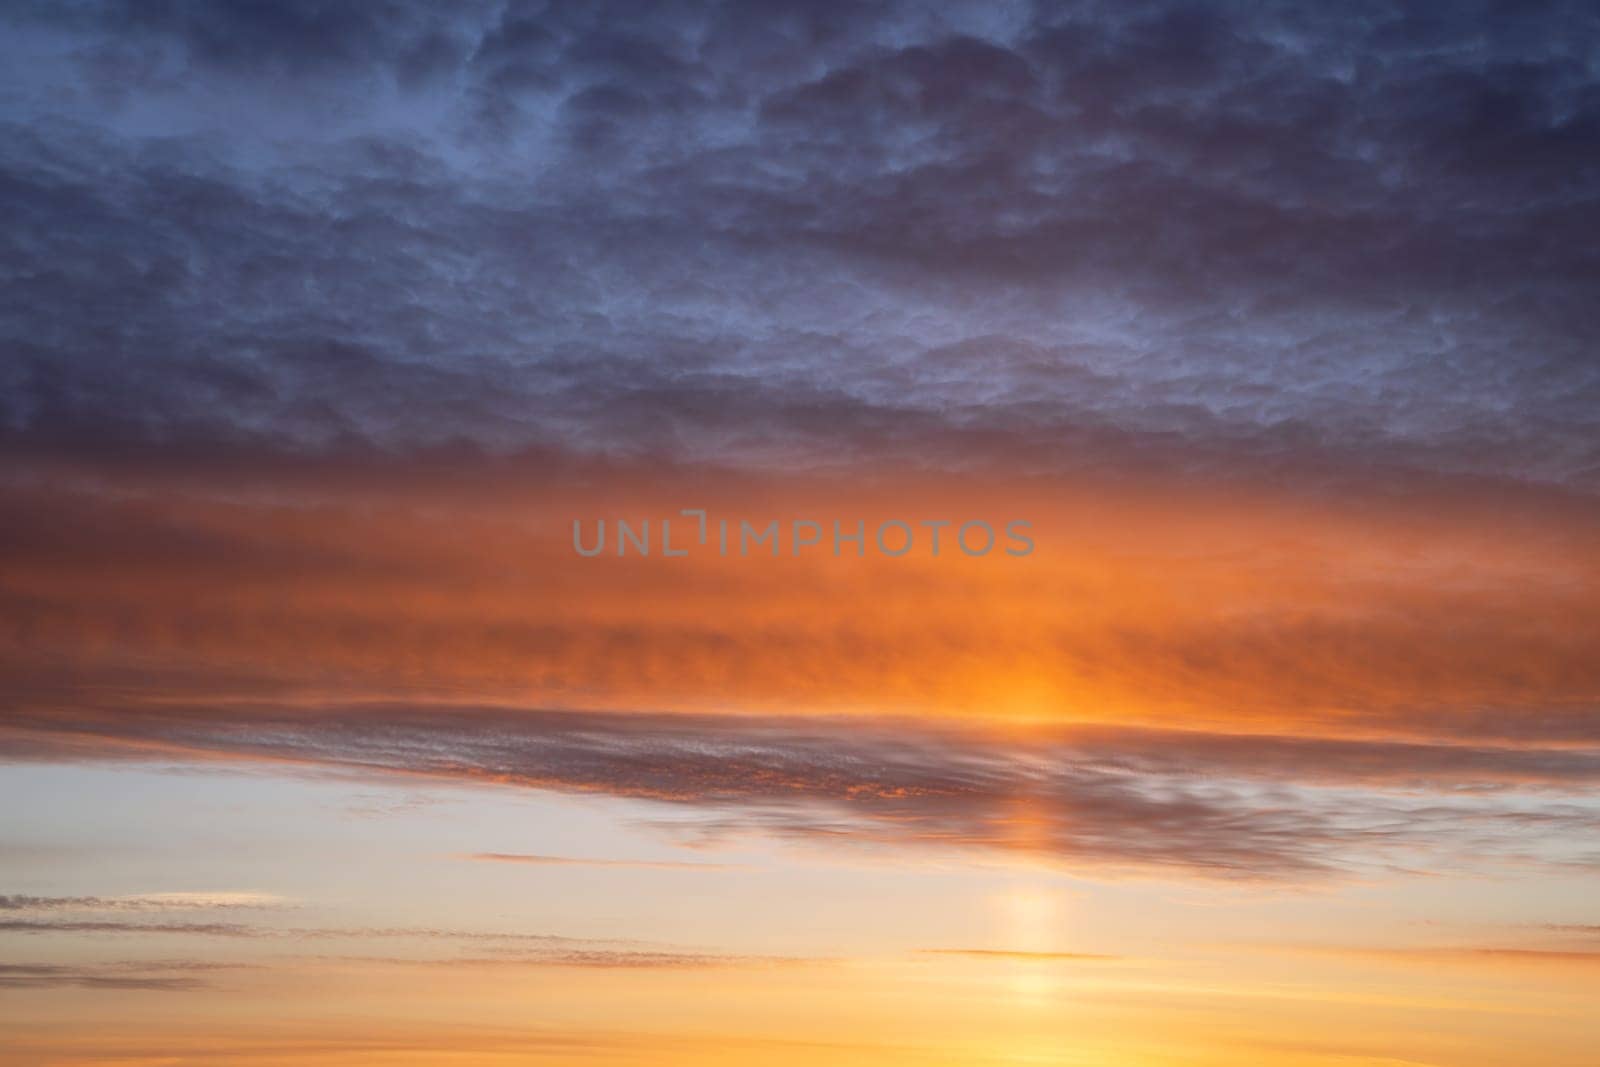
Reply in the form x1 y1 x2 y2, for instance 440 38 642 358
1 0 1597 485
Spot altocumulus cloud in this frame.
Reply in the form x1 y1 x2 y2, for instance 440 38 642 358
0 0 1596 486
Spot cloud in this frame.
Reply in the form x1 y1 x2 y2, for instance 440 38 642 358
0 914 794 971
0 1 1595 489
0 892 292 912
916 949 1120 962
0 0 1596 894
462 852 742 871
1279 944 1600 970
0 960 243 991
0 461 1594 751
4 700 1597 883
1540 924 1600 938
0 919 261 937
0 915 647 947
346 950 803 971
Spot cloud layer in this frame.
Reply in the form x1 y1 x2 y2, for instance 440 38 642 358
3 8 1598 1065
1 0 1597 487
6 699 1597 881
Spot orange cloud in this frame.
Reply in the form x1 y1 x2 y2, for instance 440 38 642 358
2 452 1596 743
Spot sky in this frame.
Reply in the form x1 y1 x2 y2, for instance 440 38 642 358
1 1 1598 1065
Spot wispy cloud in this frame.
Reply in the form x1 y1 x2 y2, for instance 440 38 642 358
0 917 648 948
1 0 1596 489
461 852 742 871
0 892 292 912
0 960 245 992
1539 924 1600 938
335 950 805 971
0 919 262 937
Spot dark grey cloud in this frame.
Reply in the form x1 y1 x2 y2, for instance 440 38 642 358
4 699 1597 881
0 1 1597 488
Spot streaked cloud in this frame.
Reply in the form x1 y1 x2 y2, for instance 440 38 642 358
462 852 742 871
0 892 292 912
0 1 1595 489
347 950 805 970
5 701 1597 882
0 960 244 992
1 462 1593 751
916 949 1120 962
1278 944 1600 969
0 2 1595 1065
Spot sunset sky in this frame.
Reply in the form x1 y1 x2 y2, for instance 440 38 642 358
2 2 1599 1065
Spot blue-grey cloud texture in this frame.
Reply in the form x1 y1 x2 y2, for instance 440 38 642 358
6 699 1599 880
2 0 1597 486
